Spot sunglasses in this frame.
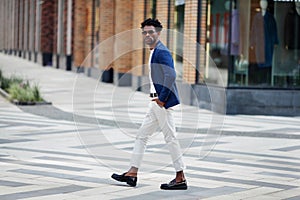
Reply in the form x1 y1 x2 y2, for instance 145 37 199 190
142 30 155 35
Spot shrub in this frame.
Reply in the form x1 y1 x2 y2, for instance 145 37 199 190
0 69 44 103
0 70 23 92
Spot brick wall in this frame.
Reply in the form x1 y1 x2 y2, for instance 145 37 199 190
0 0 206 86
73 0 86 66
199 0 207 83
183 0 207 84
40 0 55 53
63 0 68 54
84 0 93 67
183 0 197 84
53 0 58 54
156 0 174 48
114 0 133 74
131 0 147 76
98 0 114 70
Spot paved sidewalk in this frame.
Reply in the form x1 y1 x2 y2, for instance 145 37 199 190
1 53 300 199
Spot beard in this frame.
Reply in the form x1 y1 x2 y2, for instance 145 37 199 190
144 37 156 45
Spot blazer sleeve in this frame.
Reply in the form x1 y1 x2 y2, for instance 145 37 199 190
157 50 176 102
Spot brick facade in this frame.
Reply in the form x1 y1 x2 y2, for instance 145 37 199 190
0 0 206 84
131 0 148 77
183 0 198 84
73 0 86 67
156 0 174 50
98 0 115 70
40 0 55 53
114 0 133 74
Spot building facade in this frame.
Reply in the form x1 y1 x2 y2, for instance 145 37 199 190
0 0 299 115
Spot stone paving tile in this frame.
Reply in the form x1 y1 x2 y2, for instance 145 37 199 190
0 185 91 200
258 171 300 179
285 195 300 200
273 144 300 152
269 187 300 199
202 187 281 200
244 195 283 200
0 180 31 187
17 194 80 200
1 54 300 199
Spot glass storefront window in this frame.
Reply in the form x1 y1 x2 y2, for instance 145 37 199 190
208 0 300 88
273 0 300 87
174 2 185 81
207 0 230 85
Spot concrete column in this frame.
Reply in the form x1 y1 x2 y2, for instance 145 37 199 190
23 0 29 58
28 0 35 60
18 0 24 57
14 0 19 55
9 0 12 52
66 0 72 70
9 0 14 53
4 0 8 51
35 0 42 63
56 0 64 69
1 0 5 51
5 0 9 52
11 0 17 52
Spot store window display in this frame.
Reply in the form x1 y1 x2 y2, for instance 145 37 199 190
250 0 279 85
208 0 300 88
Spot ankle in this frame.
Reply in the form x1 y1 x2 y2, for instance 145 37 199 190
175 171 185 182
125 172 137 177
175 177 185 182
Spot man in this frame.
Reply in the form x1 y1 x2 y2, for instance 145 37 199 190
111 18 187 190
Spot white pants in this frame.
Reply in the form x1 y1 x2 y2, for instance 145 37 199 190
130 101 186 172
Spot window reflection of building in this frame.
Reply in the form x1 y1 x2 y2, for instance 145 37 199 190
174 1 185 81
272 1 300 87
209 1 230 69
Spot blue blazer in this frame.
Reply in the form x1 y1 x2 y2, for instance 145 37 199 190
151 41 180 109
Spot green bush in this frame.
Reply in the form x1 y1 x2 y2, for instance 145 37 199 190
0 70 23 92
0 69 43 103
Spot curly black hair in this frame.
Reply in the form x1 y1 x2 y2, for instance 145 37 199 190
141 18 163 32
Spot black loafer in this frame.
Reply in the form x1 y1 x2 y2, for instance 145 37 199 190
160 179 188 190
111 173 137 187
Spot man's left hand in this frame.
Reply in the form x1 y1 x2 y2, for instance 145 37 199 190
152 98 165 107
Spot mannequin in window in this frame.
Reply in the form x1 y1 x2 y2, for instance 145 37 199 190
250 0 279 84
